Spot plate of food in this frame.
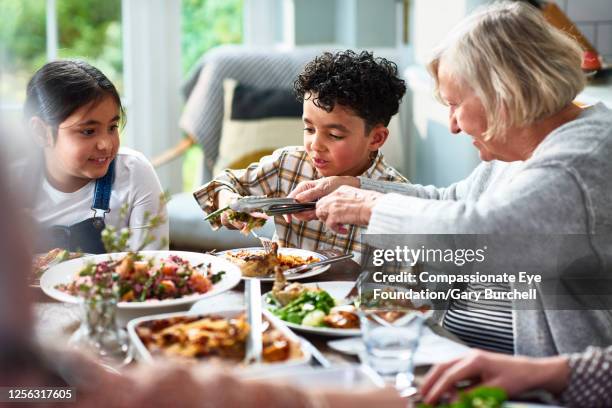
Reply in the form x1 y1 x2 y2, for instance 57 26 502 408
40 250 242 310
264 280 361 337
31 248 84 287
127 308 310 374
216 242 329 281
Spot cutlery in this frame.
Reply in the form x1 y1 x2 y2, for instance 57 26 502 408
244 279 263 364
283 253 353 275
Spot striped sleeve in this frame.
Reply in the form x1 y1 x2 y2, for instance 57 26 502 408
561 346 612 406
192 148 285 228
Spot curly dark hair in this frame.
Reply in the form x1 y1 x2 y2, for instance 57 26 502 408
294 50 406 130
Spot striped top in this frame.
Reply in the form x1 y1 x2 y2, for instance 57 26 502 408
194 146 407 261
443 282 514 354
562 346 612 406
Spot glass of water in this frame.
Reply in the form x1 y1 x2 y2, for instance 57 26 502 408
358 306 430 396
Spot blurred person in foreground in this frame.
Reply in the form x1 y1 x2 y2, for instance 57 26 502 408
0 135 404 408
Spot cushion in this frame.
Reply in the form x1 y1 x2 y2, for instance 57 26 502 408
213 79 304 175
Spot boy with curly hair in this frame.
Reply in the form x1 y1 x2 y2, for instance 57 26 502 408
193 50 408 259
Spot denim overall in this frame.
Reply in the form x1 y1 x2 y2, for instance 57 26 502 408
38 160 116 254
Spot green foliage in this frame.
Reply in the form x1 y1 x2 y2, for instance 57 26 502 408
182 0 243 74
418 386 507 408
101 192 170 254
0 0 46 65
0 0 122 101
182 143 204 192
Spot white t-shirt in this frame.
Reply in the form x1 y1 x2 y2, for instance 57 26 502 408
32 147 169 251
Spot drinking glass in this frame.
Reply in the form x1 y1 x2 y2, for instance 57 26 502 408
356 267 431 397
69 297 132 369
359 308 428 394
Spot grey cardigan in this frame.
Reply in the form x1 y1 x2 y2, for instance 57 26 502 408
360 103 612 357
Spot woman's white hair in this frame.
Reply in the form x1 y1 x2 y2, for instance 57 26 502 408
427 1 585 141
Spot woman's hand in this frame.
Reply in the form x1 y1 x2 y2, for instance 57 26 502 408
314 186 382 233
420 350 570 404
285 176 360 222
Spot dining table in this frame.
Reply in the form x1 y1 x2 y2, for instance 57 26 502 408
34 251 485 408
33 250 366 365
31 250 563 407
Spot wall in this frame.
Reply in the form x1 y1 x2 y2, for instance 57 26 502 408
293 0 336 45
288 0 398 48
406 0 488 186
552 0 612 62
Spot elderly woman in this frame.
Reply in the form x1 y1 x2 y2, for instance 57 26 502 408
289 1 612 357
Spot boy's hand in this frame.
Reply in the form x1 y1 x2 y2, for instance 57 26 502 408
285 176 360 223
315 186 382 233
216 190 268 233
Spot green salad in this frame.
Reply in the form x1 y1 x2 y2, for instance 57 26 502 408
268 290 335 327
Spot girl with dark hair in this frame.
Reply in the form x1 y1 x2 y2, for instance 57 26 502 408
22 60 168 253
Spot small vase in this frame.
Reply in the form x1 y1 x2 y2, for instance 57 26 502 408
69 297 132 368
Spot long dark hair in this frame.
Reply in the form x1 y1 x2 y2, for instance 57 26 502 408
24 60 124 139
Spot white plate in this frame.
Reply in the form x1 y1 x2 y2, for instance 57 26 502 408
40 250 242 310
327 326 471 366
263 281 361 337
216 247 329 281
127 308 311 376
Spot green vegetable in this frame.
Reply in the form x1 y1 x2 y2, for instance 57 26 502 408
211 271 225 284
418 386 507 408
302 310 326 326
273 290 335 325
204 205 229 221
78 262 96 277
139 271 160 301
227 210 266 230
206 207 266 231
56 249 70 262
265 294 281 307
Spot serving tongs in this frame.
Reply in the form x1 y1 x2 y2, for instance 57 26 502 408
205 196 316 220
232 196 317 216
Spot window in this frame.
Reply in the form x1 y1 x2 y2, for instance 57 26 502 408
182 0 243 75
56 0 122 91
0 0 46 107
1 0 244 192
0 0 122 132
181 0 243 191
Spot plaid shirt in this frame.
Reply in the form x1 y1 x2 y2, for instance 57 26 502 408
193 146 408 260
